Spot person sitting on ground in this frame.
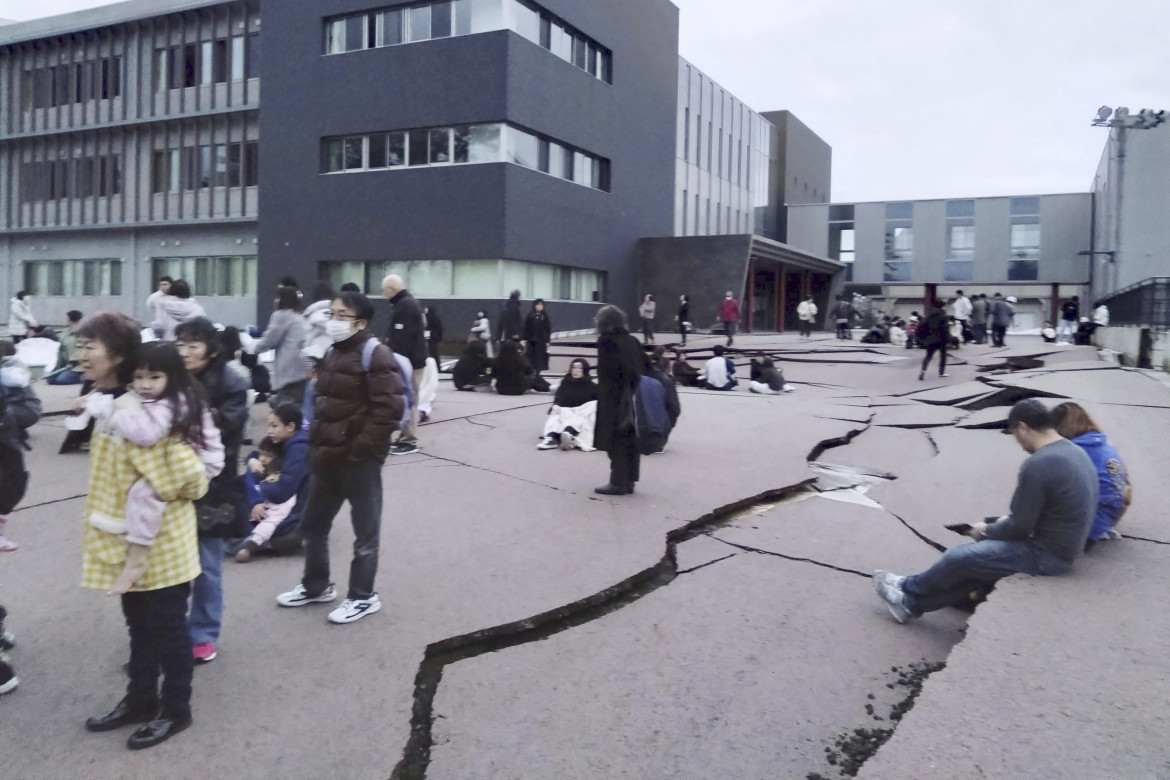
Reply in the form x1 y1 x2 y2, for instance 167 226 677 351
700 344 737 391
1050 402 1131 547
872 399 1098 623
538 358 599 451
889 320 907 347
48 310 85 385
235 403 309 559
637 353 681 455
494 340 536 396
749 357 794 394
670 349 702 388
0 341 42 552
645 348 681 431
235 437 296 562
905 312 921 349
1041 321 1058 343
452 340 493 391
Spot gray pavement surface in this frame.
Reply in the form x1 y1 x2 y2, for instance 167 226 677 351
0 333 1166 779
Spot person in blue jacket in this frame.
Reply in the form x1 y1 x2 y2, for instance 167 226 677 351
1051 402 1131 546
234 403 309 556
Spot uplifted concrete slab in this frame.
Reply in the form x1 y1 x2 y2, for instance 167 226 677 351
819 424 938 477
872 403 967 429
994 368 1170 408
955 405 1012 430
429 552 967 780
901 380 997 406
712 494 946 577
859 540 1170 780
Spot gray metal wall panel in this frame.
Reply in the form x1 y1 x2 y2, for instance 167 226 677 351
852 202 886 284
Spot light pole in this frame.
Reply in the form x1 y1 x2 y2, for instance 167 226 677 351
1091 106 1166 297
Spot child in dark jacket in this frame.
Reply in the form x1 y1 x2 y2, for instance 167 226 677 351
236 403 309 559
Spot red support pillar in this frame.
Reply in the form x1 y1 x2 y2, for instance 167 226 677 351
745 258 755 333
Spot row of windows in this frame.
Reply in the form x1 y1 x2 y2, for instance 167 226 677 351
154 34 260 91
324 0 612 83
680 188 751 236
23 259 123 297
320 259 604 303
151 141 259 193
20 57 123 110
19 155 122 203
322 123 610 191
881 259 1039 284
152 256 258 297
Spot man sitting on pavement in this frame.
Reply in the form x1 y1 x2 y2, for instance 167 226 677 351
873 399 1098 623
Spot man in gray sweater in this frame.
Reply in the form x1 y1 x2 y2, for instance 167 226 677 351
874 399 1098 623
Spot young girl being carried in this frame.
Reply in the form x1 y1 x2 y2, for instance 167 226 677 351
87 342 224 594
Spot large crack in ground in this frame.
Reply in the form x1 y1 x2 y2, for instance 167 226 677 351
386 409 964 780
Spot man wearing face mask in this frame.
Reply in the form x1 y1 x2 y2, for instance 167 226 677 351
277 292 406 625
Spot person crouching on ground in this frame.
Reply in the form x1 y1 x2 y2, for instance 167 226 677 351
494 339 537 395
670 349 701 387
236 437 294 562
1051 402 1131 547
276 292 405 624
538 358 598 451
749 357 793 394
234 402 309 560
873 399 1097 624
453 339 493 391
701 344 738 391
594 305 643 495
78 314 215 749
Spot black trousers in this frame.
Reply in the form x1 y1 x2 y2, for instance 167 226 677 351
301 460 383 600
836 320 850 339
526 341 549 372
122 582 194 717
641 318 654 343
800 320 812 337
921 343 947 375
607 434 640 488
678 322 687 345
992 324 1007 347
724 321 737 345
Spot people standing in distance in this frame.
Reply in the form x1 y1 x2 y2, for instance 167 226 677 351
873 400 1098 624
302 281 336 364
498 289 524 345
424 305 444 365
524 299 552 373
251 286 310 409
796 295 818 339
146 276 173 319
917 300 950 381
952 290 973 342
720 291 741 346
381 274 427 456
638 295 657 344
174 317 249 666
470 310 493 358
677 295 690 346
1059 296 1080 343
970 294 989 345
7 291 36 343
77 313 207 749
990 294 1015 347
277 292 405 624
594 305 644 496
150 280 206 341
48 310 85 385
833 296 854 340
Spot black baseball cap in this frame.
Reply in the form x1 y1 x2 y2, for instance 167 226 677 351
1003 399 1051 434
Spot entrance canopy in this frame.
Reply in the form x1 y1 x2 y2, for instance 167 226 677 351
638 234 842 333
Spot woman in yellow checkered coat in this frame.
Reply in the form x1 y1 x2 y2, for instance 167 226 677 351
74 312 211 751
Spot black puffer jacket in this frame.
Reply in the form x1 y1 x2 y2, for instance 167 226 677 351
310 330 405 469
387 290 428 369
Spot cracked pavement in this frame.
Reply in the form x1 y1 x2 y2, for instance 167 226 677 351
2 333 1168 779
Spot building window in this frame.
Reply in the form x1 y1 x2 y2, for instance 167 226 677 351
155 140 257 190
1008 197 1040 281
323 0 612 83
321 123 609 191
828 204 855 281
22 57 121 109
24 259 122 297
321 259 603 302
944 199 975 282
883 202 912 282
20 154 121 203
153 256 258 296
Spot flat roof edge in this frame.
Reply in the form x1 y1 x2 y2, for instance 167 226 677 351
0 0 232 47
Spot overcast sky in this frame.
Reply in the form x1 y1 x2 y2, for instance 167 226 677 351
3 0 1166 203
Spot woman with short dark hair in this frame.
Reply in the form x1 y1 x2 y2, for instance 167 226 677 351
594 305 644 495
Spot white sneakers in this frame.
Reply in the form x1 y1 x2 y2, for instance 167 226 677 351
536 435 558 450
872 570 913 624
276 584 380 624
328 596 381 625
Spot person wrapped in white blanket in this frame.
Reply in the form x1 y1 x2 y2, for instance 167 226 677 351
538 358 598 451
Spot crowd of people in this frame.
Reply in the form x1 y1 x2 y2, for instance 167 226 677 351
0 277 1135 754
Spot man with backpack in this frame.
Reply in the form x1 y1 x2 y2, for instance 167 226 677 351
276 292 405 625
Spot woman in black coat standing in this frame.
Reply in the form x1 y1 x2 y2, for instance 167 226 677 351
424 305 443 364
594 305 644 496
523 299 552 372
677 294 690 346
